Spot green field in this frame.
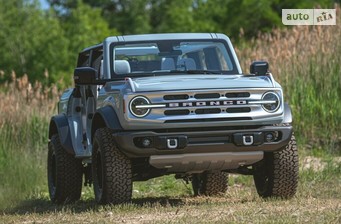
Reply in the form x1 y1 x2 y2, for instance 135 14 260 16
1 159 340 223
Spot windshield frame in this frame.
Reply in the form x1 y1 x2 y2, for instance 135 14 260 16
109 39 240 78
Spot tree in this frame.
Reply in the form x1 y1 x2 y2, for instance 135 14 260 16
0 0 117 86
0 0 69 83
49 0 150 34
62 0 118 59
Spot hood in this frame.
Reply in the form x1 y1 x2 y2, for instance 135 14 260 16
131 74 274 92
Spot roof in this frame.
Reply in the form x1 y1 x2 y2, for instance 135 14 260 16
80 33 229 53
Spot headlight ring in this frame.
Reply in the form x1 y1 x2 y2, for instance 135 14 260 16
261 92 280 113
129 96 151 117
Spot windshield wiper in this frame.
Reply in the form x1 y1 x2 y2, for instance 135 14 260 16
186 70 221 74
150 70 223 75
167 70 221 74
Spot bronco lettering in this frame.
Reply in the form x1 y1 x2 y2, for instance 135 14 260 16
168 100 248 108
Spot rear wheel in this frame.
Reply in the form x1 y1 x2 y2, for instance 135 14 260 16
92 128 132 204
192 172 228 196
253 134 298 198
47 134 83 203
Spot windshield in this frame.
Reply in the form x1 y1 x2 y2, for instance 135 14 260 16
111 40 237 76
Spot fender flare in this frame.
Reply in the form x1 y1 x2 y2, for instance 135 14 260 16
283 103 293 124
49 114 75 155
91 106 122 142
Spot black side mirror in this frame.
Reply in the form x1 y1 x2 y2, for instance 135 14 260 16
74 67 97 85
250 61 269 76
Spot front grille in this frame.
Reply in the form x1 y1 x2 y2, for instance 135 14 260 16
131 88 282 124
161 91 254 122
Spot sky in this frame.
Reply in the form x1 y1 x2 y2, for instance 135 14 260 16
39 0 49 9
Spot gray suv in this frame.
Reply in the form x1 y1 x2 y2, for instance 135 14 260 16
48 33 298 204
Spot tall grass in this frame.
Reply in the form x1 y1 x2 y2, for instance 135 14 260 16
0 73 58 210
0 6 340 210
235 6 341 150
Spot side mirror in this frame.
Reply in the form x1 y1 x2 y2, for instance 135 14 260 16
250 61 269 76
74 67 97 85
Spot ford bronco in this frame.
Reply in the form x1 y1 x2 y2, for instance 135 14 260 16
48 33 298 204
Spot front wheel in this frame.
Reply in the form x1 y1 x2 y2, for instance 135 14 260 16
92 128 132 204
253 134 299 198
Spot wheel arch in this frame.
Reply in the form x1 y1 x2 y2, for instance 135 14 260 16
49 114 75 155
91 106 122 142
283 103 293 124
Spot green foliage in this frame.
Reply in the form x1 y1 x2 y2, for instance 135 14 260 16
0 0 335 86
153 0 196 33
0 0 69 84
62 0 118 73
102 0 151 34
0 0 117 86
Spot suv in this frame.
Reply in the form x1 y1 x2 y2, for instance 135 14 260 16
48 33 298 204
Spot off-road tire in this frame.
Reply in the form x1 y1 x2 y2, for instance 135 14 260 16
47 134 83 204
192 172 228 196
92 128 132 204
253 134 298 198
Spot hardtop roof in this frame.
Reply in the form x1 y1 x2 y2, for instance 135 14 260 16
80 33 228 53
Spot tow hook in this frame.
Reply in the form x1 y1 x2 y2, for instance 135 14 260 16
243 135 254 146
167 138 178 149
233 132 263 146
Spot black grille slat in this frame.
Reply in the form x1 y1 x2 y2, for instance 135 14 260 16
164 94 189 100
164 110 190 116
165 117 252 123
226 107 251 113
225 92 250 98
194 93 220 99
195 108 221 114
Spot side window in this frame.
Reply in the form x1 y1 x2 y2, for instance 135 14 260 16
90 50 103 79
77 53 90 67
91 56 103 79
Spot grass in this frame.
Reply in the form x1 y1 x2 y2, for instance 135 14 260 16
0 157 340 223
0 74 56 210
0 118 48 210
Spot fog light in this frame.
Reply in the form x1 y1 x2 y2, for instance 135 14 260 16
265 133 275 142
142 138 152 147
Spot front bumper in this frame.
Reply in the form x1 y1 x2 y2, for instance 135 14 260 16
113 125 293 158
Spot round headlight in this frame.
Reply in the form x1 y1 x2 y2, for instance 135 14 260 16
262 92 280 112
129 96 151 117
